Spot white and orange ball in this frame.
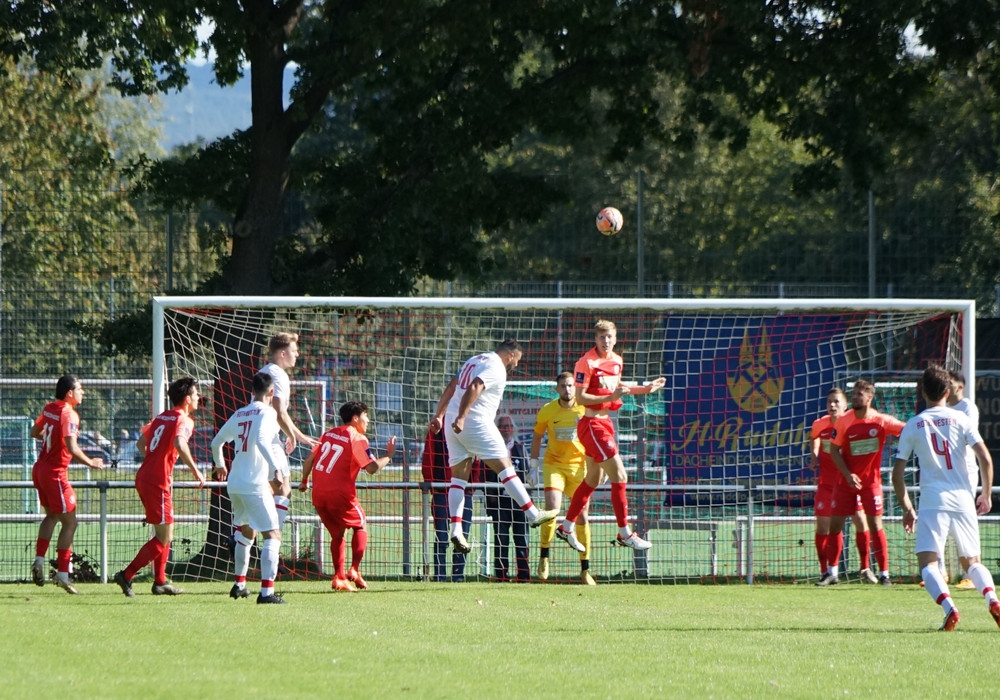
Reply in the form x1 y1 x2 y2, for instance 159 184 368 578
596 206 623 236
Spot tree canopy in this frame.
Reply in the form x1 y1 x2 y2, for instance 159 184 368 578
3 1 1000 295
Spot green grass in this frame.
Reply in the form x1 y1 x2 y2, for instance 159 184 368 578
3 580 998 698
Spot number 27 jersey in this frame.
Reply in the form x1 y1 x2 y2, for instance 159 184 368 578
309 425 373 504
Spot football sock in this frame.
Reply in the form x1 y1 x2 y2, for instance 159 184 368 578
35 538 50 558
540 510 557 547
448 479 469 536
124 537 164 581
856 529 871 568
966 562 999 604
331 524 347 578
815 533 828 571
610 482 629 529
274 495 290 530
539 546 551 559
577 521 591 558
351 528 368 571
234 532 253 578
563 481 595 525
153 540 169 585
260 538 280 596
825 532 843 575
56 547 72 575
496 467 536 518
873 529 889 573
922 564 953 613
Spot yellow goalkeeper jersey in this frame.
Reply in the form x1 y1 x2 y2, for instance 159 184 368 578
533 398 586 469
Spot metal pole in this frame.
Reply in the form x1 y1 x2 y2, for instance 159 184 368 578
636 169 645 298
868 189 875 298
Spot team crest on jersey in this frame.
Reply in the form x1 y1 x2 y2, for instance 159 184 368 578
869 428 878 437
727 327 784 413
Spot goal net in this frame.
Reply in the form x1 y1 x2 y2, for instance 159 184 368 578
149 297 972 584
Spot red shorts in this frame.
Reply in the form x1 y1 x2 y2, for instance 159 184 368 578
831 480 883 517
314 495 366 531
577 415 618 462
136 480 173 525
814 483 862 517
32 464 76 514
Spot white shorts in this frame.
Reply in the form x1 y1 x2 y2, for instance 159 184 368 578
914 508 981 559
267 444 291 481
230 491 280 533
444 414 508 466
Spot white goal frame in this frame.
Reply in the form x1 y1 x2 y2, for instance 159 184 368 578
152 296 975 413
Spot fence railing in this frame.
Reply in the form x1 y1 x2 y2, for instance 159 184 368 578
3 481 998 586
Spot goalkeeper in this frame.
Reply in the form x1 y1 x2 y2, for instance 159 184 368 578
530 372 594 585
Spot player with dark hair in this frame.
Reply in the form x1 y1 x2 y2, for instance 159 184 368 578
811 387 875 586
30 375 105 593
114 376 205 597
300 400 396 591
213 372 288 604
429 339 558 554
892 364 999 630
555 320 665 552
830 379 905 586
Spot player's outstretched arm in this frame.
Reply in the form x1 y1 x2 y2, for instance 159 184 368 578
299 450 317 492
365 435 397 475
429 377 458 433
65 435 103 470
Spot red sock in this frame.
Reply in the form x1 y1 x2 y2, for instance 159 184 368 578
124 538 164 580
331 525 347 578
610 482 629 528
815 534 829 571
154 540 170 585
825 532 843 571
873 529 889 572
563 481 596 525
36 538 50 558
351 528 368 571
56 548 72 574
856 530 871 569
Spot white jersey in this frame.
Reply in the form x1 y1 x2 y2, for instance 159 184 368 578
259 362 291 406
446 352 508 425
212 400 283 495
952 397 981 489
895 404 984 512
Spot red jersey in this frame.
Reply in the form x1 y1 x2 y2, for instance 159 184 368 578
309 425 373 504
33 400 80 471
811 415 840 489
574 347 624 412
831 409 905 485
136 409 194 489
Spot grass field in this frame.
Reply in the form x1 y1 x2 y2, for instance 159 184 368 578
4 579 999 698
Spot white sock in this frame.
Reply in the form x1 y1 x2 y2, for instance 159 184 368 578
829 565 839 578
922 564 954 612
967 562 999 605
618 526 633 539
260 538 280 596
448 479 468 537
497 467 539 520
274 495 290 530
234 532 253 578
560 519 576 534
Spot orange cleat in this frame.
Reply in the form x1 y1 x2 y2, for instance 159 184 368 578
347 568 368 590
940 608 960 631
332 577 358 592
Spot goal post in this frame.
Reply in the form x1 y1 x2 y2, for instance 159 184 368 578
150 296 974 583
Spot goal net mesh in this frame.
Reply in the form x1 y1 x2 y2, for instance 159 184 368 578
153 299 964 584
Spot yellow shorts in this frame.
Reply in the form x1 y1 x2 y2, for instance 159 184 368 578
543 462 585 498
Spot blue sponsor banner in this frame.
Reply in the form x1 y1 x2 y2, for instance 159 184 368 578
664 314 849 492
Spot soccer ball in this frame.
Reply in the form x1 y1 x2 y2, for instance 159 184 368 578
596 206 623 236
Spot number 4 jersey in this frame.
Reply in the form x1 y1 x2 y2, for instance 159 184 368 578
896 404 984 512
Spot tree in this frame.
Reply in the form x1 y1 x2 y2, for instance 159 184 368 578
7 1 996 297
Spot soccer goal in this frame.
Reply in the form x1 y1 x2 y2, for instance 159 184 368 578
149 296 973 584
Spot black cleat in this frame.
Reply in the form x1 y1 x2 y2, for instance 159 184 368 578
151 582 184 595
256 593 287 604
114 570 135 598
229 584 250 599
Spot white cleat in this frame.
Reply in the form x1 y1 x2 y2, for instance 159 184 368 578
555 526 586 553
615 532 652 551
53 575 79 595
451 532 471 554
530 508 560 528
